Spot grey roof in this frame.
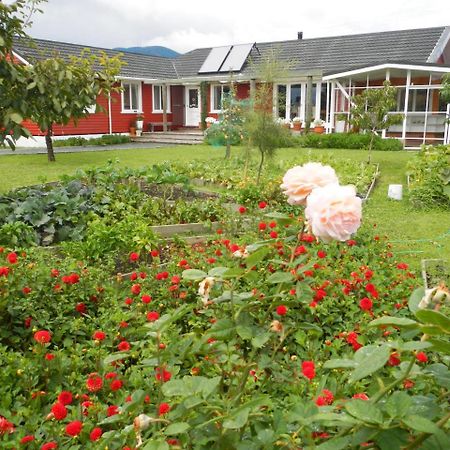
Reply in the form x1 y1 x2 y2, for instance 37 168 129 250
13 26 449 81
13 36 178 79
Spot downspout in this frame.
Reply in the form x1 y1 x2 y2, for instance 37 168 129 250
108 94 112 135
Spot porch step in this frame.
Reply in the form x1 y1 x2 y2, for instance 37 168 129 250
132 131 204 145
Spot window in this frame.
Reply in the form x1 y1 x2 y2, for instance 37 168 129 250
289 84 301 120
122 81 142 113
211 84 230 111
152 85 171 112
277 85 287 118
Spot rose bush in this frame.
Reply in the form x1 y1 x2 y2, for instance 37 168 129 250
0 162 448 449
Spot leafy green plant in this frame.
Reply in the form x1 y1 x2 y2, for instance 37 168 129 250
407 144 450 209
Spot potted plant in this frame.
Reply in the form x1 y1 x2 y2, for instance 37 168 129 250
205 117 217 129
292 116 302 131
135 114 144 131
313 119 325 134
276 117 291 129
129 120 136 137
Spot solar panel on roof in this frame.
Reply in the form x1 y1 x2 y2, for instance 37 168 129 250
198 45 232 73
219 43 253 72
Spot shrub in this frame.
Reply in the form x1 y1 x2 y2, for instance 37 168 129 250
53 134 130 147
297 132 403 151
204 122 243 147
407 144 450 209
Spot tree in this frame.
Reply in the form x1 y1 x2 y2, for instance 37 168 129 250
216 83 247 159
346 81 403 163
27 50 122 161
441 73 450 102
0 0 45 149
244 51 292 183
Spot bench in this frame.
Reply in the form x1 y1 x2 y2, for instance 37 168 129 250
148 122 172 132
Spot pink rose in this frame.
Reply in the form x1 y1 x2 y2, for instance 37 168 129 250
305 184 362 242
280 163 339 205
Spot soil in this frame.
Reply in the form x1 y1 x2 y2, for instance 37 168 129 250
138 182 220 201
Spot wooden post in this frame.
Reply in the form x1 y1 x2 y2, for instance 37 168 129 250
162 84 168 132
250 79 256 109
382 69 390 138
305 76 313 132
402 70 411 143
329 81 335 133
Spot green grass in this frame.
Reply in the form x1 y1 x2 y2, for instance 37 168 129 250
1 144 448 270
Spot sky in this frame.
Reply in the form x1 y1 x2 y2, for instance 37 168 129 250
23 0 450 53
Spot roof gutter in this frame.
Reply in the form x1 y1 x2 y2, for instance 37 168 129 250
323 63 450 81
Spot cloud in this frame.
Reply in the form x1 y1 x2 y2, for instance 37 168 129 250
26 0 448 52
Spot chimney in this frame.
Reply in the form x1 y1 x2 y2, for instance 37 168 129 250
297 31 303 40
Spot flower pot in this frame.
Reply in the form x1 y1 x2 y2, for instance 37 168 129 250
129 127 136 136
314 126 325 134
136 120 144 130
293 122 302 131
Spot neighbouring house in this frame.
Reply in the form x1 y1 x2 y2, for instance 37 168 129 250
12 26 450 148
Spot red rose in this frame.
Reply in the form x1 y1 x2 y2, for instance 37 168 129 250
41 442 58 450
158 402 171 416
301 361 315 380
416 352 428 363
150 249 159 257
359 297 373 311
118 341 131 351
238 206 246 214
57 391 73 405
141 294 152 304
65 420 83 437
90 427 103 441
107 405 119 416
258 201 267 209
129 252 139 262
7 252 18 264
0 416 15 434
269 231 278 239
93 331 106 341
110 379 123 391
75 302 87 314
276 305 287 316
147 311 160 322
155 367 172 382
131 284 141 295
45 353 55 361
51 402 67 420
317 250 326 258
34 330 51 344
20 435 35 444
86 374 103 392
258 222 267 231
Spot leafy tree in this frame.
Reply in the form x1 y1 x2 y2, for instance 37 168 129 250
0 0 44 149
216 84 247 159
347 81 403 163
27 51 122 161
441 73 450 103
244 51 292 183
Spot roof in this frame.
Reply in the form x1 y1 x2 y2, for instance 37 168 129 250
12 36 178 80
13 26 449 81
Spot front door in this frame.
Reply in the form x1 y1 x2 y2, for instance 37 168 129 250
185 86 200 127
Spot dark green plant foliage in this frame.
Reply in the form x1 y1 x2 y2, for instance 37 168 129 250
52 134 131 148
205 122 243 146
407 145 450 210
296 132 404 151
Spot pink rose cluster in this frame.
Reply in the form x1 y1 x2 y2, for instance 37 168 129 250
281 162 362 242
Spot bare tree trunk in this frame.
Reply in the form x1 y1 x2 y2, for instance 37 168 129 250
45 125 56 162
257 148 265 185
225 141 231 159
368 132 375 164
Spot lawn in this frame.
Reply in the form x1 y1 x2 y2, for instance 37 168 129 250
0 145 448 269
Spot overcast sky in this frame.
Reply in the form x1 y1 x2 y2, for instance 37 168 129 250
24 0 449 53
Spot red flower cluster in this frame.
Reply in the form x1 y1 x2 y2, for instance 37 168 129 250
158 402 171 416
315 389 334 406
276 305 287 316
86 374 103 392
61 273 80 284
65 420 83 437
34 330 51 344
359 297 373 311
301 361 315 380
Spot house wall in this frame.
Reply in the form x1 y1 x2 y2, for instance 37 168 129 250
21 82 180 136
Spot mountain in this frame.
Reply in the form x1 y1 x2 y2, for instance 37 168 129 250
114 46 180 58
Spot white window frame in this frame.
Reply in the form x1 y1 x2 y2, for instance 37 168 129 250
152 84 171 113
210 84 230 113
121 81 142 114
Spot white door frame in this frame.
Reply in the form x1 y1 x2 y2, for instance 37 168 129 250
185 85 201 127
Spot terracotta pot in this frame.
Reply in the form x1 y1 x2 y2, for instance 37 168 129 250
129 127 136 136
314 126 325 134
293 122 302 131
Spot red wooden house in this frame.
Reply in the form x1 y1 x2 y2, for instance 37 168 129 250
12 25 450 148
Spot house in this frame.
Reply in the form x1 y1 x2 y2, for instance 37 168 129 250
12 26 450 148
